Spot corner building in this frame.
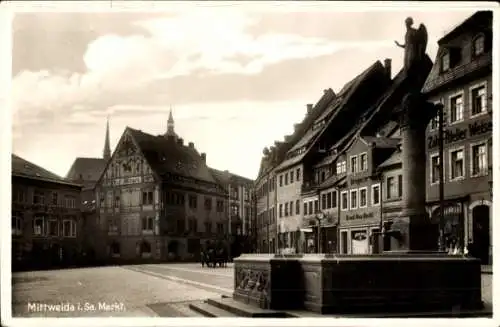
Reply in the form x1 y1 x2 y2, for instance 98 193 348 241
95 111 231 262
422 10 493 264
12 154 83 271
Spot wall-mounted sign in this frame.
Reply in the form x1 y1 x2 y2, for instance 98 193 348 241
113 176 143 186
346 212 375 221
428 120 492 149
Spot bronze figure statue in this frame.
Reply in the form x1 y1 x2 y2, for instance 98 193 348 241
395 17 428 70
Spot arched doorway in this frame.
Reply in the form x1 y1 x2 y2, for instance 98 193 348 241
472 205 490 265
140 241 152 258
167 240 179 259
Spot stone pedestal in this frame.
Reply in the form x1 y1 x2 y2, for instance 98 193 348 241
228 253 485 316
391 91 440 251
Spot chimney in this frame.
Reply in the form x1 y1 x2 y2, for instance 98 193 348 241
188 142 194 148
201 153 206 163
306 104 313 114
177 138 184 146
384 58 392 79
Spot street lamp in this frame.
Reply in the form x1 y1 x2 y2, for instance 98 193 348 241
316 212 325 253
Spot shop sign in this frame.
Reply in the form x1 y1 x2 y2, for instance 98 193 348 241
428 120 492 149
346 212 375 221
112 176 143 186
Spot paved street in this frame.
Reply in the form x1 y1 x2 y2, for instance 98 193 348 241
12 265 223 317
12 263 492 317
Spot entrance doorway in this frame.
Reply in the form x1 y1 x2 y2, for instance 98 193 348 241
351 229 369 254
472 205 490 265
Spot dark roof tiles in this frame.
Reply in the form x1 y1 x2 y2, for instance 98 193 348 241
12 154 80 187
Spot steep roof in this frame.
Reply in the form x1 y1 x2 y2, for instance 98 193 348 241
276 61 385 172
12 154 80 187
210 168 253 186
127 127 217 184
378 150 402 169
361 136 401 149
66 157 107 182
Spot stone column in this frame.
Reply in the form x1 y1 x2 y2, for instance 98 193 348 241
392 92 439 251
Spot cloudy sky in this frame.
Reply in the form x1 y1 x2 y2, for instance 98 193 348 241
9 2 479 180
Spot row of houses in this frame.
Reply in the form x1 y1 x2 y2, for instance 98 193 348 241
12 110 257 271
254 11 493 264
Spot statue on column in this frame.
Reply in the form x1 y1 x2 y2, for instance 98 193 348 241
395 17 428 71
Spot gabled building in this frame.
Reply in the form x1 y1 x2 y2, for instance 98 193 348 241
276 60 392 253
254 89 337 253
94 110 232 262
12 154 82 271
422 10 493 264
66 118 112 263
311 48 434 254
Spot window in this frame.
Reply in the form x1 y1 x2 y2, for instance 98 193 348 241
359 188 367 208
386 176 396 199
473 35 485 56
332 191 337 208
314 200 319 213
33 216 45 235
231 204 239 216
341 191 349 211
350 190 358 209
12 189 26 203
142 191 153 205
430 154 441 184
296 168 301 181
290 171 294 183
336 161 347 174
279 204 283 217
204 197 212 210
296 200 300 215
51 192 58 206
308 201 313 215
279 175 283 187
360 153 367 171
350 156 358 174
33 190 45 205
47 220 58 236
450 148 465 180
142 216 154 231
62 219 76 237
303 202 307 215
471 84 487 116
284 173 288 185
216 200 224 212
114 196 120 208
205 222 212 233
441 52 450 72
398 175 403 198
449 94 463 123
12 212 23 235
217 223 224 234
64 195 76 208
371 184 380 206
471 142 488 176
284 202 289 216
326 192 332 209
188 219 198 233
321 194 327 209
189 195 197 209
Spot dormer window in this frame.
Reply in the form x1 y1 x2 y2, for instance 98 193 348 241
473 34 485 57
440 51 450 72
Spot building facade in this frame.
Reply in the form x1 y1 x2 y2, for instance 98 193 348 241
422 10 493 264
12 154 83 271
66 118 111 262
93 111 253 262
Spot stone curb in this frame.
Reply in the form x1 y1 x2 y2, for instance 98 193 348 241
124 266 233 296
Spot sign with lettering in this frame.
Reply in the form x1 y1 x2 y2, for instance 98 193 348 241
428 120 492 149
346 212 375 221
113 176 143 186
